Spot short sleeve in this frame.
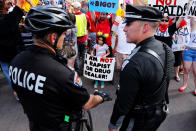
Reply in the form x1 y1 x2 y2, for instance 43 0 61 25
60 70 90 110
93 44 97 49
104 44 109 50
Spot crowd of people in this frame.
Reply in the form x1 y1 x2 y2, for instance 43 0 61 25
0 0 196 131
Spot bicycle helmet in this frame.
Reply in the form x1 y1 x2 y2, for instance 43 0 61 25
25 6 75 34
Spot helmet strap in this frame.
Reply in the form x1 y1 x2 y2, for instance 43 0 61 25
41 32 62 53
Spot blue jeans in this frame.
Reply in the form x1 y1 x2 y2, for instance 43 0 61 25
0 61 13 92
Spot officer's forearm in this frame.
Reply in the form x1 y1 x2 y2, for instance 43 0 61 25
83 95 103 110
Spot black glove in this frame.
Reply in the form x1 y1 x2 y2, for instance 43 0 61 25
94 90 112 103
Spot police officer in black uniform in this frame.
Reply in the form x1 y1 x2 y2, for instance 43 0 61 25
9 6 111 131
108 4 175 131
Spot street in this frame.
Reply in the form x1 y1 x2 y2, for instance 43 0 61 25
0 71 196 131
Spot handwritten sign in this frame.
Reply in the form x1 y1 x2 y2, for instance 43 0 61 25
172 18 191 51
83 53 115 81
148 0 190 16
89 0 118 13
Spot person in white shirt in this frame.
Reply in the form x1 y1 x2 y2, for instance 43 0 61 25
114 21 136 69
113 21 136 87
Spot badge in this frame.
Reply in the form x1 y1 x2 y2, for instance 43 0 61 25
74 72 82 87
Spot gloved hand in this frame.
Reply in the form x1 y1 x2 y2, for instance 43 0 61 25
94 90 112 103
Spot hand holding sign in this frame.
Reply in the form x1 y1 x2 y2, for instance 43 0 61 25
17 0 38 12
16 0 25 8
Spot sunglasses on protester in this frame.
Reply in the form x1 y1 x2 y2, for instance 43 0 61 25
161 19 169 22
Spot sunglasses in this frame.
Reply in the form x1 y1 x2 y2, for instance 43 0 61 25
161 19 169 22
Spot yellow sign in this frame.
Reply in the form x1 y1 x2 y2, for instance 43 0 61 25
21 0 39 12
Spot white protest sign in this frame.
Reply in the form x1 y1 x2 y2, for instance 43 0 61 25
148 0 190 16
172 27 190 51
172 18 191 51
83 53 115 81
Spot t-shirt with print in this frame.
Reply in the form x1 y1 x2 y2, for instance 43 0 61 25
93 44 109 57
155 23 177 48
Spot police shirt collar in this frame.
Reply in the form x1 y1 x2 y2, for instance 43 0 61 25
136 37 155 47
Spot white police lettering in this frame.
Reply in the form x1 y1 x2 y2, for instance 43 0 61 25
27 73 35 91
35 75 46 94
12 67 18 84
17 69 23 87
23 71 28 88
155 28 170 37
9 66 46 94
121 46 141 71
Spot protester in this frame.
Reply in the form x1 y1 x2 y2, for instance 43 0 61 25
96 12 113 57
9 6 112 131
179 18 196 96
91 35 110 88
62 45 77 69
109 4 174 131
0 0 33 100
86 10 99 51
113 18 136 69
72 1 89 75
113 17 136 87
80 0 88 14
62 13 77 69
19 16 34 48
171 17 190 82
116 3 124 17
155 15 184 82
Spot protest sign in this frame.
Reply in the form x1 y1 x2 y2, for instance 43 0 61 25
21 0 39 12
89 0 118 13
83 53 115 81
147 0 192 17
172 18 191 51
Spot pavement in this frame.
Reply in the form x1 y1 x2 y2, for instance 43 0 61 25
0 70 196 131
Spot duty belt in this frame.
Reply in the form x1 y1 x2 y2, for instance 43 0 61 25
133 101 167 112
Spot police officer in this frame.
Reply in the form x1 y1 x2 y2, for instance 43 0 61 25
108 4 175 131
9 6 111 131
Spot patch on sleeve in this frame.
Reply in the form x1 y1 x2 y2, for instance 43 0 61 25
74 72 82 87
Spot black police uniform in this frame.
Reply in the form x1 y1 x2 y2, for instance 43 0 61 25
9 45 90 130
110 37 174 131
109 4 175 131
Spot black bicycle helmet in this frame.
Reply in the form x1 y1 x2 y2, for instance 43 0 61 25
25 6 75 34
